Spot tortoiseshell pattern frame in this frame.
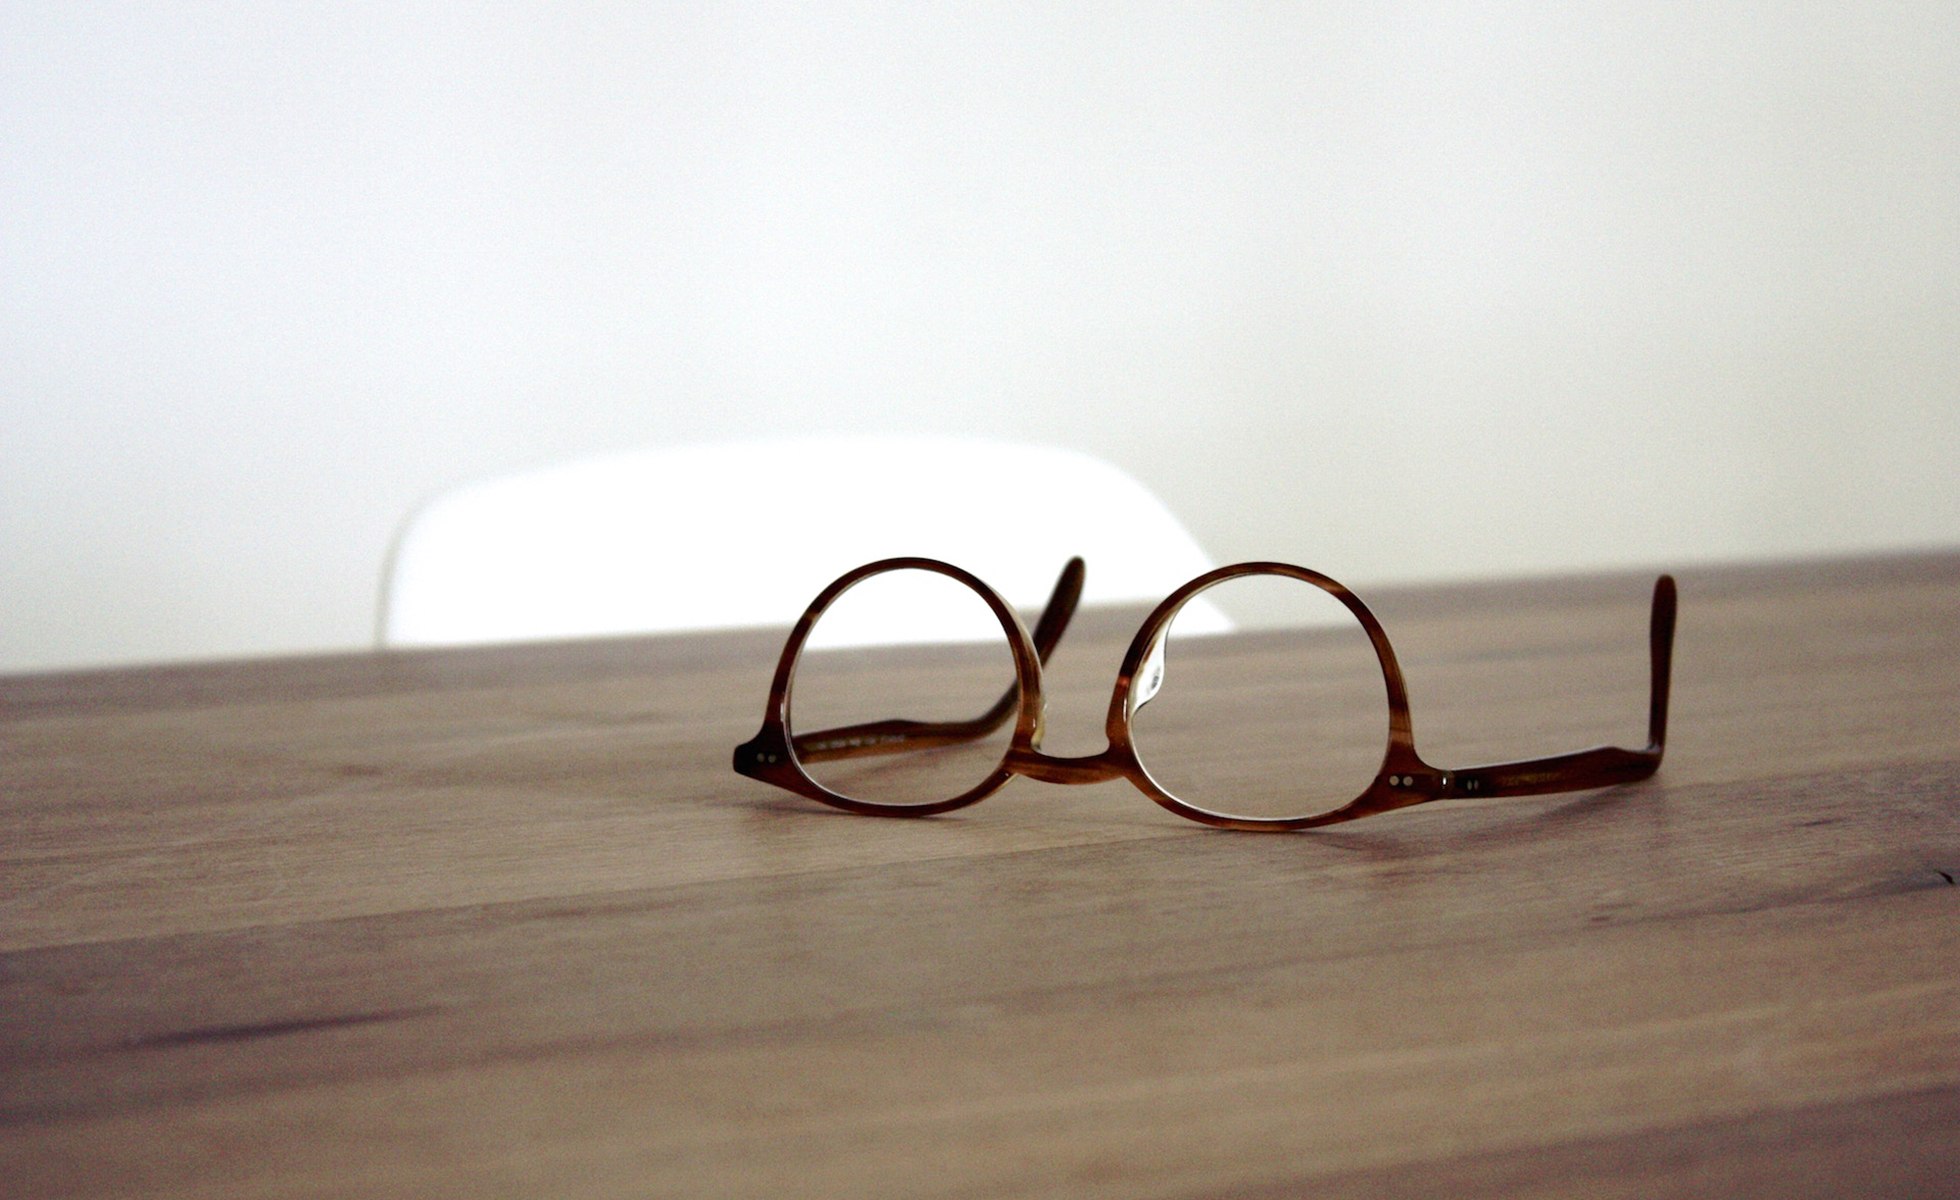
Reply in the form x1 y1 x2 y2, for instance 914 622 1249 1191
734 557 1677 831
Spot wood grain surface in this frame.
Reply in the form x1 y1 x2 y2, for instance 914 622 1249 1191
3 553 1957 1198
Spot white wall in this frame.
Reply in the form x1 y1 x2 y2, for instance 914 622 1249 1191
4 3 1956 673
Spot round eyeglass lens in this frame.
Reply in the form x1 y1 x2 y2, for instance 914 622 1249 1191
789 566 1020 807
1128 571 1390 821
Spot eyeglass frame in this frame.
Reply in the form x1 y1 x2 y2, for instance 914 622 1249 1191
733 556 1677 831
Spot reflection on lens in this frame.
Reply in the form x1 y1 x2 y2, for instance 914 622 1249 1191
1129 571 1388 821
790 567 1018 807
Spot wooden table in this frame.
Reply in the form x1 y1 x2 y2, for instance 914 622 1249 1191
4 553 1957 1198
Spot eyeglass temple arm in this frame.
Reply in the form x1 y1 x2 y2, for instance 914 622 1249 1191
1429 575 1676 800
790 557 1085 764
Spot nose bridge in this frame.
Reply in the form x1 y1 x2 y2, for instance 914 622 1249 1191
1005 744 1128 785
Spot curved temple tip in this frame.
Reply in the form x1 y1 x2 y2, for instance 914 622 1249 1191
1058 556 1087 609
1651 573 1678 646
1647 573 1678 752
1028 557 1088 663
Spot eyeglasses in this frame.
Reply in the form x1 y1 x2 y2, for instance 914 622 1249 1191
733 557 1676 831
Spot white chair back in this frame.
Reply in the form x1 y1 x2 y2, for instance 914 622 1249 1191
380 435 1227 647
